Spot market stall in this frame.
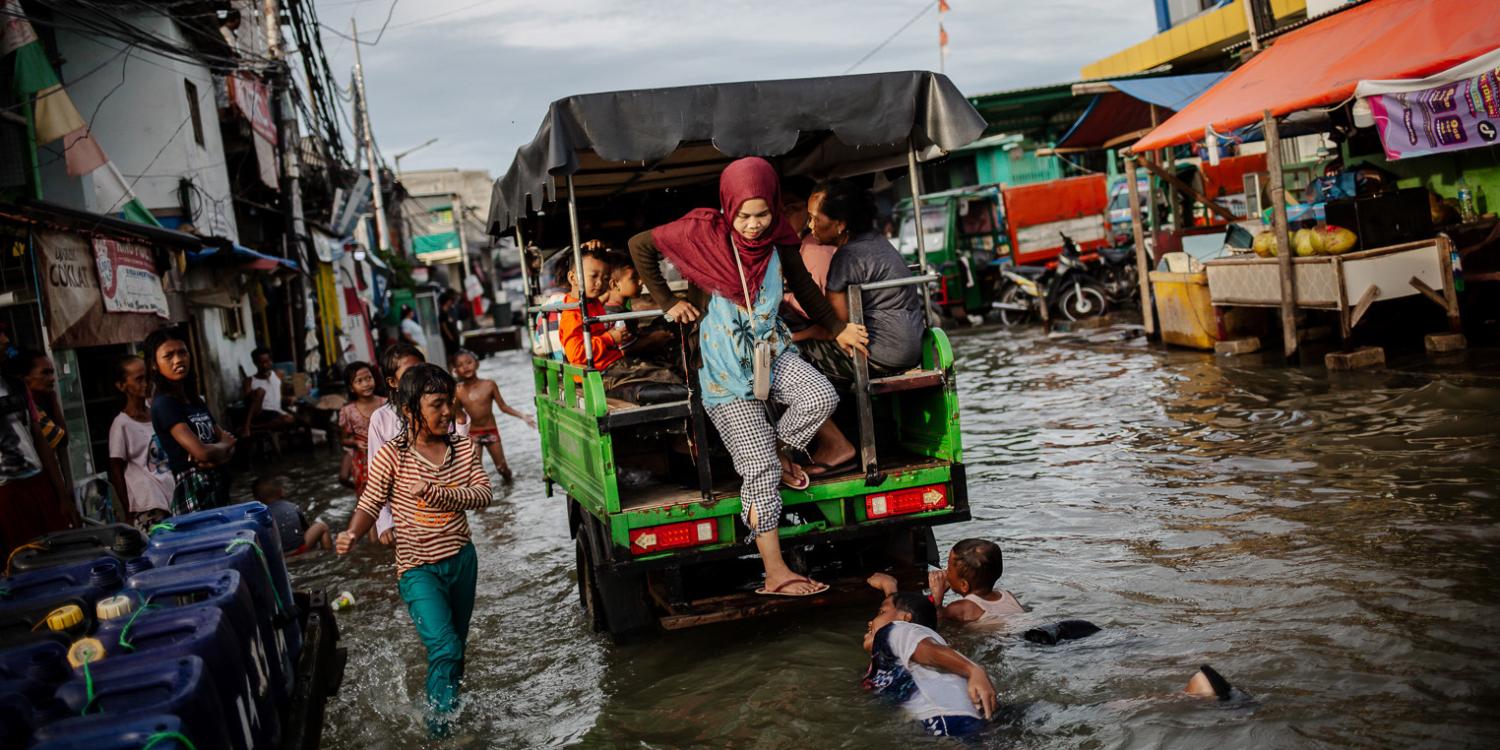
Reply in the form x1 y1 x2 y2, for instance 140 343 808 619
1125 0 1499 362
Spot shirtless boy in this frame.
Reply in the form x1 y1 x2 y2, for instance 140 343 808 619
451 348 536 481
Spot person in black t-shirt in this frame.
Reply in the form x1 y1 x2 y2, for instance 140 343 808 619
145 327 236 512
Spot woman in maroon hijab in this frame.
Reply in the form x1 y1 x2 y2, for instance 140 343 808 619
629 157 868 597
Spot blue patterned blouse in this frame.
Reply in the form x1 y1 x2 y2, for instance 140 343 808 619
699 253 795 407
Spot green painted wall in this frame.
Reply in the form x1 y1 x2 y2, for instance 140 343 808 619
1349 145 1500 215
974 145 1063 188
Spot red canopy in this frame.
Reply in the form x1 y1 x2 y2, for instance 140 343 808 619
1132 0 1500 153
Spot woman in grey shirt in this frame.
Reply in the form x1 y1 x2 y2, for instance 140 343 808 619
799 180 926 383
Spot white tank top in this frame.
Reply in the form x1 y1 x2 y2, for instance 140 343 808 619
962 590 1025 625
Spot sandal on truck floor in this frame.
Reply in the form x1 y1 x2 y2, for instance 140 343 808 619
756 577 830 597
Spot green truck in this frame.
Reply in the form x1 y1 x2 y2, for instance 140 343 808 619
487 72 986 638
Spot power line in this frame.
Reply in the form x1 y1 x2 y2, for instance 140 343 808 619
317 0 400 46
843 0 937 74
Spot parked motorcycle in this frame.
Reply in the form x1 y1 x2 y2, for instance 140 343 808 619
992 234 1110 326
1095 244 1141 306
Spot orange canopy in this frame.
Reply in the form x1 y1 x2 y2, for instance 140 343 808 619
1132 0 1500 153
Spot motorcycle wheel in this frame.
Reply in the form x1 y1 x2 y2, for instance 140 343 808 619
1058 282 1109 321
997 285 1033 327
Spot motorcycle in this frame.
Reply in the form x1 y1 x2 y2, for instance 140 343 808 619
992 233 1110 327
1095 244 1141 306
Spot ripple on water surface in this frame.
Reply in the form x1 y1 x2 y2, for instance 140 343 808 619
274 339 1500 748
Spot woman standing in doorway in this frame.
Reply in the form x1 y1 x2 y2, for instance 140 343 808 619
629 157 868 597
145 327 236 512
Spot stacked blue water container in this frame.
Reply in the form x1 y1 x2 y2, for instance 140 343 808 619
0 502 303 749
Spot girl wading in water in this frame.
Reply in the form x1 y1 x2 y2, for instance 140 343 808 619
336 364 492 735
629 157 869 597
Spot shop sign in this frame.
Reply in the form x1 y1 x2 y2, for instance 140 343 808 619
228 71 278 143
1359 49 1500 161
36 230 165 349
93 237 170 318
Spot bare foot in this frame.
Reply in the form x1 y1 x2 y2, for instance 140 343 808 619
499 465 514 483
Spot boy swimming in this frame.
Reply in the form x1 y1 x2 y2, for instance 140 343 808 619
862 591 997 738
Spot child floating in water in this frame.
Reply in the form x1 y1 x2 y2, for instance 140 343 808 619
869 538 1024 626
253 476 331 555
862 591 997 738
450 348 535 482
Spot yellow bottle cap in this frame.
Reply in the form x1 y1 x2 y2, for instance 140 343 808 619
96 594 136 621
68 637 106 668
45 604 84 632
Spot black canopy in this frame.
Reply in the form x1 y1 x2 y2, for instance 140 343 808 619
486 71 987 234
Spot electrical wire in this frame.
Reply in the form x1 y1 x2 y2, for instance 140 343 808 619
843 0 937 74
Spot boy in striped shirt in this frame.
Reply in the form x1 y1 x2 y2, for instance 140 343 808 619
336 364 492 735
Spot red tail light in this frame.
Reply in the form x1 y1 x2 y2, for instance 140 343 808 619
629 520 719 555
865 484 948 519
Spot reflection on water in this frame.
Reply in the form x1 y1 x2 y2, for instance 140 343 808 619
281 336 1500 749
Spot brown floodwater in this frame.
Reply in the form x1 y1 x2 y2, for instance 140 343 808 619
279 329 1500 749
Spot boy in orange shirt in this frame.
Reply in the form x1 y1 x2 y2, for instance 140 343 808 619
559 250 682 403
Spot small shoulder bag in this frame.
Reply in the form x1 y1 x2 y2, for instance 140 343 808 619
730 238 774 401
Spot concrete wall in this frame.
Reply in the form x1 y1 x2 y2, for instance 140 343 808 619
38 7 257 412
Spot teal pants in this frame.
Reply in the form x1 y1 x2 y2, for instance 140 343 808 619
397 544 477 722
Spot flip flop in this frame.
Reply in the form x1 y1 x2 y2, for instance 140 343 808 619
755 576 830 597
780 467 810 491
803 458 857 477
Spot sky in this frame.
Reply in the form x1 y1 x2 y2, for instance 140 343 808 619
312 0 1157 180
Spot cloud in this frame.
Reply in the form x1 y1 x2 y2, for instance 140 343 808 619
317 0 1155 179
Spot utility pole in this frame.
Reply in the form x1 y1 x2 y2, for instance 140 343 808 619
352 18 391 255
263 0 308 365
1241 0 1261 52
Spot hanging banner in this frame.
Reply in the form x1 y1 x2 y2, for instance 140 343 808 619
1356 48 1500 161
92 237 170 318
37 230 166 348
227 72 279 189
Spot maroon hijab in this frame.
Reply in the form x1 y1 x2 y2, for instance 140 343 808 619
650 157 801 308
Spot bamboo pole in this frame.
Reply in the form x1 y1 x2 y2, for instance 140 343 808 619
1137 158 1239 223
1125 156 1155 337
1263 110 1298 358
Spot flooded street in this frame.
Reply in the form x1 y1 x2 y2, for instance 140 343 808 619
282 333 1500 749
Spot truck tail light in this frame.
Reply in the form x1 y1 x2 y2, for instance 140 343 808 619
865 485 948 519
629 520 719 555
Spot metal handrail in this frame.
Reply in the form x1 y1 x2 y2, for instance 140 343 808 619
857 273 939 293
524 303 666 325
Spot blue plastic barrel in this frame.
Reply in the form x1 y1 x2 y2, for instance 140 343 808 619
94 604 277 750
0 557 124 610
0 637 69 685
0 684 43 748
148 502 297 648
145 528 300 674
41 656 230 750
0 596 93 649
126 566 292 702
29 714 190 750
5 525 147 574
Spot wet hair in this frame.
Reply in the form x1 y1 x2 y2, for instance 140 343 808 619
448 348 478 366
1198 664 1239 701
142 326 197 399
251 476 282 502
251 346 271 361
889 591 938 630
392 363 458 457
951 538 1003 591
379 343 424 386
814 178 877 234
113 354 144 387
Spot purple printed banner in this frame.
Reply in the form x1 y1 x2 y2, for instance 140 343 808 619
1361 49 1500 161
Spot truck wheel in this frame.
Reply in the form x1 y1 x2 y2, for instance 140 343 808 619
577 515 654 642
575 537 607 632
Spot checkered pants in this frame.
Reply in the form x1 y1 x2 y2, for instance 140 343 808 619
707 352 839 539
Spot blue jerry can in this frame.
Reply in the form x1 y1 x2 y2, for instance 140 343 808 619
94 605 278 750
0 557 125 609
126 566 292 702
5 525 147 575
29 714 189 750
39 656 229 749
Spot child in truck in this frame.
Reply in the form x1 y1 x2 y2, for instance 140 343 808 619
450 348 535 482
862 590 997 738
558 249 683 403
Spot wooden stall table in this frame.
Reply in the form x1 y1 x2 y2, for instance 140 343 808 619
1202 235 1461 341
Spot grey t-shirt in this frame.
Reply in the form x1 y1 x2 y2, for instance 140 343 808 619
824 232 925 371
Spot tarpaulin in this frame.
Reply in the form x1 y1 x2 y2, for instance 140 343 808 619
1054 73 1225 152
188 243 300 272
1133 0 1500 153
487 71 987 233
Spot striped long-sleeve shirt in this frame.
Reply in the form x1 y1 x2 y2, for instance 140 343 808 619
356 436 492 578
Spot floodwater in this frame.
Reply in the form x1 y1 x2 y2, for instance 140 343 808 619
282 330 1500 749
